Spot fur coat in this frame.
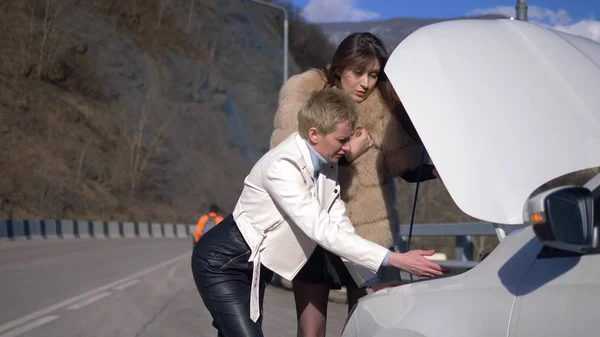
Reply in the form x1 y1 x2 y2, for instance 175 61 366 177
269 69 423 248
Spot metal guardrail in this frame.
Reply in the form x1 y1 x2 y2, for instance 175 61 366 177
0 219 195 240
394 222 529 266
399 222 503 236
0 219 529 265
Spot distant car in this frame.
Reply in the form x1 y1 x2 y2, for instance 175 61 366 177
342 19 600 337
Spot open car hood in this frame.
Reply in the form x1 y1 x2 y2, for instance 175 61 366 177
385 19 600 224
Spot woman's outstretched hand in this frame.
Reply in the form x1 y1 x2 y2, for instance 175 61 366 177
388 250 445 277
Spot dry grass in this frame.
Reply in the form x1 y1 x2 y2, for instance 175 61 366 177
0 0 178 221
0 0 296 224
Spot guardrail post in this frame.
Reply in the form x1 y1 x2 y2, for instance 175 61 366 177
43 220 59 239
6 219 13 238
29 219 44 240
73 220 79 237
59 220 76 239
394 236 408 253
137 222 150 238
10 219 27 240
24 220 31 238
455 235 474 261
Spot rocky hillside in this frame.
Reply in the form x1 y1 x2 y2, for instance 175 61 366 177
0 0 333 223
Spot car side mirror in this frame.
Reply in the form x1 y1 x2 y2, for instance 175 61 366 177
525 186 597 253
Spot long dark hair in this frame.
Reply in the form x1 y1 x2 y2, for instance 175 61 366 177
319 32 420 142
318 32 399 112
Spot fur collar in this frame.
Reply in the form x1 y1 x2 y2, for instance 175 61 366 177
279 69 391 148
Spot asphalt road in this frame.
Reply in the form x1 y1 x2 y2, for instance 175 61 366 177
0 239 347 336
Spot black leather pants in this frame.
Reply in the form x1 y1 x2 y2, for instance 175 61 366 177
191 215 273 337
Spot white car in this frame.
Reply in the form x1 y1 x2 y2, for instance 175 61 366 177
342 19 600 337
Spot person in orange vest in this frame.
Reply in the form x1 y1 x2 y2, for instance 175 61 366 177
194 204 224 243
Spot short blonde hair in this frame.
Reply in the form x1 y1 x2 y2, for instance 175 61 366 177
297 88 358 139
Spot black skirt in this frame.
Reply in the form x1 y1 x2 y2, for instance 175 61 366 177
294 245 359 290
294 245 400 289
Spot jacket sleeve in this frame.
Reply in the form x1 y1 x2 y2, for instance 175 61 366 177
262 157 389 272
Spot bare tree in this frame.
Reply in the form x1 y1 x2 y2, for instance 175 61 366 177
43 23 66 76
113 0 125 31
131 0 138 32
39 0 61 75
127 96 175 194
186 0 195 33
156 0 173 29
76 140 90 184
18 0 36 76
207 40 216 61
193 19 203 48
29 0 67 79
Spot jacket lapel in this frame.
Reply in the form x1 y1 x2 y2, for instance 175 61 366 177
293 133 340 208
294 133 316 181
321 165 340 210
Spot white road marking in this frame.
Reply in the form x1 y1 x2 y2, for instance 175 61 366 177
0 252 189 334
66 292 111 310
0 316 59 337
113 279 140 290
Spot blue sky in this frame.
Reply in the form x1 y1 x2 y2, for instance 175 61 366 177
290 0 600 41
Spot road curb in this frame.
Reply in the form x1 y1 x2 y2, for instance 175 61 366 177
269 274 348 304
